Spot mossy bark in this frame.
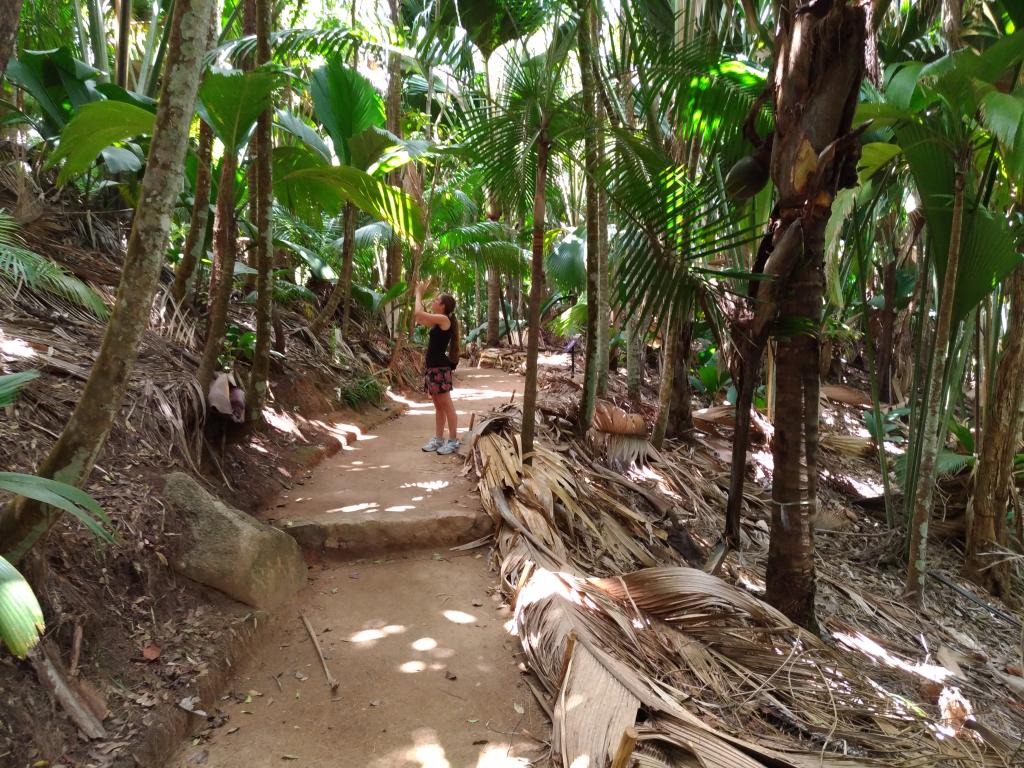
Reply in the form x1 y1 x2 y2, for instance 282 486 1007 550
578 0 600 433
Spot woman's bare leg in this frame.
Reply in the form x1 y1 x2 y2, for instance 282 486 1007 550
437 392 458 440
432 394 445 438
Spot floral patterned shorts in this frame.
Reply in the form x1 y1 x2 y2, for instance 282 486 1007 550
424 366 454 396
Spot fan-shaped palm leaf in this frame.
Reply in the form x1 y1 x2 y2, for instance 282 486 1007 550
605 131 762 327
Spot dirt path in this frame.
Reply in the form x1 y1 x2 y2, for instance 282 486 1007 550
173 367 547 768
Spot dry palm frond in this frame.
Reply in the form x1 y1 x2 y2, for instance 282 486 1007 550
473 414 1017 768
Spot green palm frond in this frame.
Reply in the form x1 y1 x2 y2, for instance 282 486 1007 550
0 371 39 408
545 228 587 294
0 212 108 319
0 555 45 659
472 241 530 275
437 221 509 249
630 31 770 159
605 131 762 327
217 27 361 66
458 45 576 219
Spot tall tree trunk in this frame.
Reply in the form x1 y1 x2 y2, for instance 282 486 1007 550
652 311 678 450
171 0 219 308
967 264 1024 597
765 241 824 631
0 0 213 563
310 203 357 336
383 1 404 337
875 259 897 401
521 137 550 465
666 314 694 438
486 269 501 345
724 3 865 629
592 6 610 398
116 0 132 88
626 315 642 406
0 0 26 84
905 149 969 604
197 151 238 391
246 0 272 422
171 123 213 305
87 0 111 81
474 266 482 328
579 0 600 432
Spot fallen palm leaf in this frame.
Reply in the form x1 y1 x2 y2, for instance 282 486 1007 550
472 411 1015 767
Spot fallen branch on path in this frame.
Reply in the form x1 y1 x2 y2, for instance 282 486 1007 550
300 613 339 693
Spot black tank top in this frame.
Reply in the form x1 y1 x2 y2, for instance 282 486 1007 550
426 319 454 368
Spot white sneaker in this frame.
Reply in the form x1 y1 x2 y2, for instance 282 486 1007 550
422 436 444 452
437 439 460 455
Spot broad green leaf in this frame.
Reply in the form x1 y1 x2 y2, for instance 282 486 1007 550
274 109 332 163
310 61 384 165
275 237 336 280
857 142 903 183
0 556 44 658
0 371 39 408
95 82 158 112
884 61 924 110
852 101 912 127
980 90 1024 149
47 101 155 184
276 166 424 244
951 208 1022 323
348 126 397 173
99 146 142 175
545 228 587 294
272 146 344 224
0 472 114 545
197 67 282 152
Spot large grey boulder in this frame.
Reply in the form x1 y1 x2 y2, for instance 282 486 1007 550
163 472 307 609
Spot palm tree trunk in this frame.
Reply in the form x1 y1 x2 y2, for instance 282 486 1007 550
652 311 677 450
521 137 550 465
384 0 403 339
626 315 642 406
728 4 865 629
967 264 1024 597
171 120 213 305
171 0 218 308
86 0 110 81
0 0 214 563
310 202 356 336
116 0 132 88
486 269 501 345
0 0 25 84
765 243 824 632
474 266 482 328
197 151 238 391
578 0 599 432
666 314 694 438
905 149 969 604
245 0 272 422
592 6 610 398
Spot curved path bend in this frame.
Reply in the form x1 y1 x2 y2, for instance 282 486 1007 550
175 367 546 768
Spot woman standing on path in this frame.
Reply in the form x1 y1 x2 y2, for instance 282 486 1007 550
414 281 460 454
